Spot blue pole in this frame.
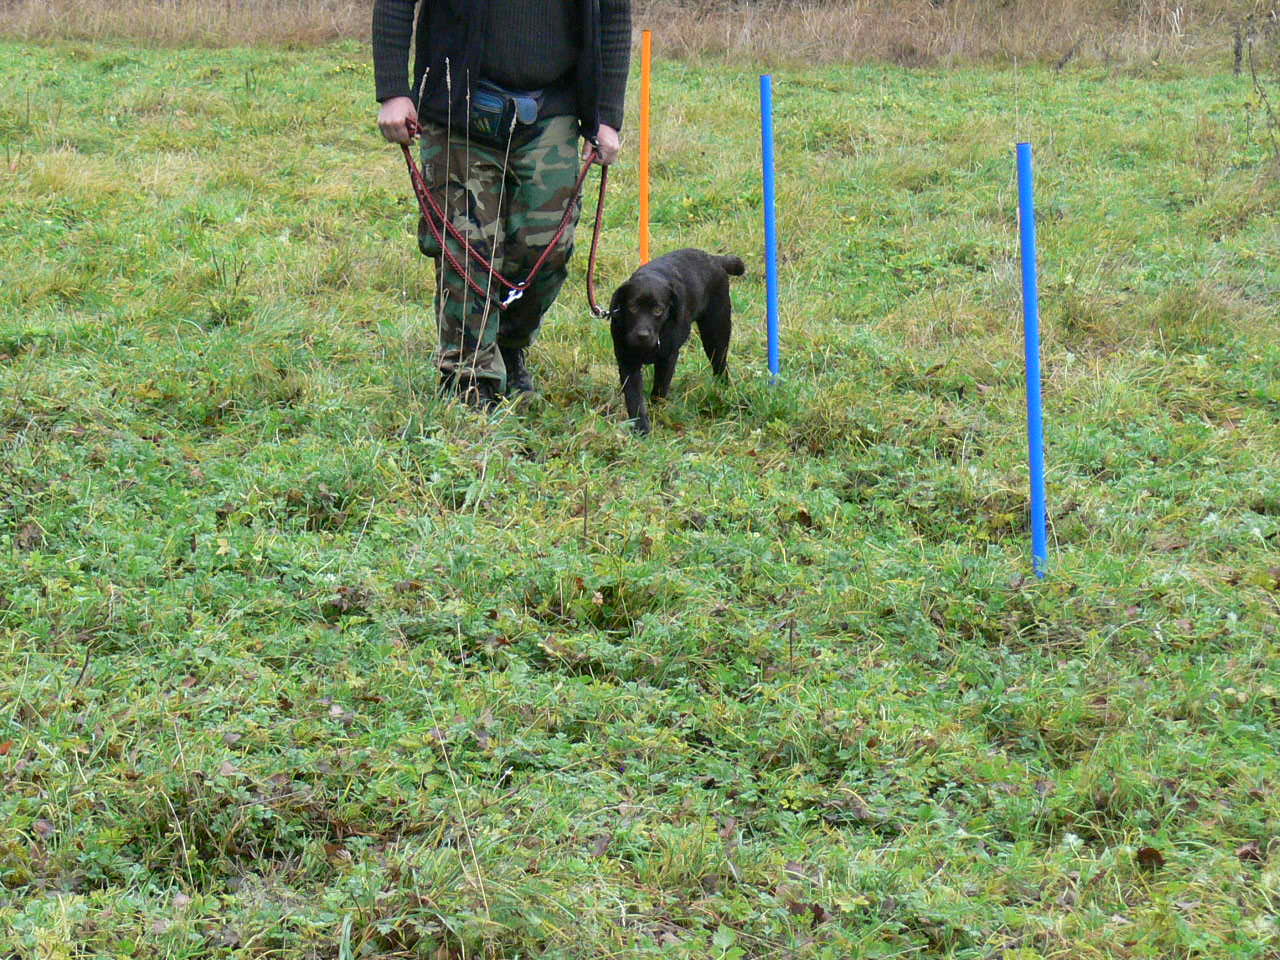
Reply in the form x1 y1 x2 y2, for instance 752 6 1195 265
1016 142 1048 578
760 75 780 383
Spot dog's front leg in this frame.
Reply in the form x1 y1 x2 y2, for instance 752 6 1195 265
619 363 650 435
651 350 679 403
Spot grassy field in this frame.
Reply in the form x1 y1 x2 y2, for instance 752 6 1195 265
2 35 1280 960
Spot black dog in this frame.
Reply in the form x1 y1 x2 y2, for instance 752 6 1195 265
609 248 745 434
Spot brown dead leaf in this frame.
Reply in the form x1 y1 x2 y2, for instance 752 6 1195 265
1136 846 1165 870
322 585 371 621
16 522 44 551
218 761 239 778
591 834 612 857
785 861 819 882
786 900 834 926
211 927 242 948
1236 840 1264 863
0 740 12 756
33 818 54 839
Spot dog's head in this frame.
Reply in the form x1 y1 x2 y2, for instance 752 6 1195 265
610 273 679 353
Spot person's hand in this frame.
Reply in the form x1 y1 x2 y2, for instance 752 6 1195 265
378 96 418 145
591 123 621 165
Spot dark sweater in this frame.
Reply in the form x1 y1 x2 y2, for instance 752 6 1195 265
372 0 631 132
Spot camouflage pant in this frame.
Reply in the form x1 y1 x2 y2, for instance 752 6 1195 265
416 115 583 393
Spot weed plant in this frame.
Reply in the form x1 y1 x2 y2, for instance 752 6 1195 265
1 36 1279 960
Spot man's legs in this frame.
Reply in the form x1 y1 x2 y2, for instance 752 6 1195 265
419 124 510 396
417 116 582 401
497 116 584 394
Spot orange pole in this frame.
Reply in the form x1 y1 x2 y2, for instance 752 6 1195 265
639 29 651 264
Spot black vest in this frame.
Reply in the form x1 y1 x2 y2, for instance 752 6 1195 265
412 0 602 141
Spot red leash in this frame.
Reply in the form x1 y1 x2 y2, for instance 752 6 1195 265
399 120 612 317
584 161 611 319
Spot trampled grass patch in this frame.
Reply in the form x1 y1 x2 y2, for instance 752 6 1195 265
2 38 1280 960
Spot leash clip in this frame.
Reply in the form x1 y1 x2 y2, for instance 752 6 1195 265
500 287 525 309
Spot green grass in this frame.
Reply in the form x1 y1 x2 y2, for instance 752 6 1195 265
2 38 1280 959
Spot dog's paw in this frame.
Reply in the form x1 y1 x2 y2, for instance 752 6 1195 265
628 416 651 436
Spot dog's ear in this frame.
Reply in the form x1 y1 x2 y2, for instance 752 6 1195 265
665 283 682 328
610 281 631 317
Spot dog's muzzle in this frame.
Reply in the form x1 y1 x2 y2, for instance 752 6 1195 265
629 330 659 351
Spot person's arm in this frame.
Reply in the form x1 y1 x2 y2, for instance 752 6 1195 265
372 0 419 144
594 0 631 164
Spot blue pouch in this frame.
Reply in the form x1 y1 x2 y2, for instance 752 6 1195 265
467 80 543 144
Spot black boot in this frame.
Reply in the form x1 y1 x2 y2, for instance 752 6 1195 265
440 370 500 412
500 345 537 397
462 377 500 412
438 369 456 397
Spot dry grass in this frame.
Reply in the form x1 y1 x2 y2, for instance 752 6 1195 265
0 0 369 47
636 0 1263 67
0 0 1267 63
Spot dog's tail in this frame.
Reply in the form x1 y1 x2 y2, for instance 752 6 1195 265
717 255 746 277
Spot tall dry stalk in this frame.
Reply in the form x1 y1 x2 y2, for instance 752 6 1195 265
1241 4 1280 159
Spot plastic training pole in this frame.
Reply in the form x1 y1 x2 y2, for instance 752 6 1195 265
1016 142 1048 578
760 75 780 382
639 30 652 264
